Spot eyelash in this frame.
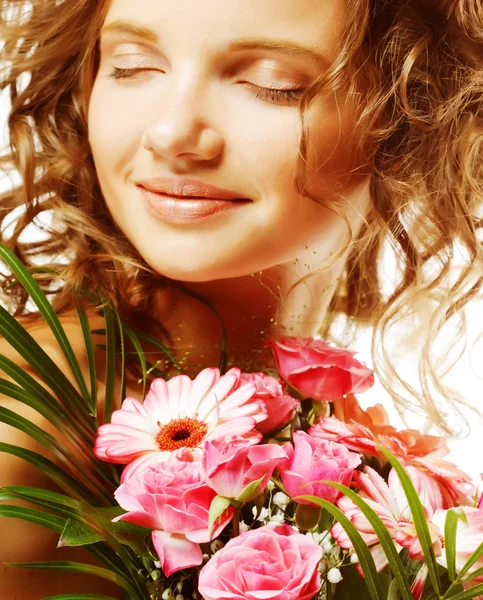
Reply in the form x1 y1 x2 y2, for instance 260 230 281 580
107 67 305 104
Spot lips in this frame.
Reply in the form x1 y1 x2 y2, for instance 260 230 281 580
137 177 248 201
138 185 250 224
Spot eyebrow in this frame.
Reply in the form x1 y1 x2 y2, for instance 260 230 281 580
101 19 330 67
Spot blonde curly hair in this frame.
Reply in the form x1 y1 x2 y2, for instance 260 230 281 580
0 0 482 434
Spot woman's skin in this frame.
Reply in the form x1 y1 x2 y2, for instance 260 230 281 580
88 0 372 373
1 0 372 597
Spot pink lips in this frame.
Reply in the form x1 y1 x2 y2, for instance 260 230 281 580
137 177 250 224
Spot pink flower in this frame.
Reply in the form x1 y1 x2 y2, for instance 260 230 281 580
278 431 361 507
202 436 287 500
332 466 443 572
94 367 267 480
198 524 322 600
431 507 483 584
310 394 475 508
265 336 374 402
112 451 234 577
240 372 300 435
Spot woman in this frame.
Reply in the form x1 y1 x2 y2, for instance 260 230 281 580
0 0 482 597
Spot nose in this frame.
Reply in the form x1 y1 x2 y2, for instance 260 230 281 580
141 73 224 166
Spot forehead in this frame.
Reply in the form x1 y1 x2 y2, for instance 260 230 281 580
102 0 348 63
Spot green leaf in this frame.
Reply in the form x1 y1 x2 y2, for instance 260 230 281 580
321 481 413 600
0 357 75 428
378 445 441 597
42 595 121 600
387 578 401 600
121 322 148 400
208 495 233 536
0 304 93 430
113 311 126 408
59 518 104 547
445 508 468 582
59 512 150 549
102 306 116 424
297 495 384 600
0 244 90 406
0 406 108 503
453 541 483 584
443 583 483 600
5 561 135 596
0 485 81 510
76 307 98 419
0 503 65 532
332 563 391 600
235 476 265 503
131 331 179 372
0 487 133 579
0 442 87 500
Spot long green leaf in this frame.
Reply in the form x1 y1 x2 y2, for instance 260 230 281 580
102 307 116 424
0 486 81 510
0 356 95 449
297 495 384 600
76 307 98 420
0 305 93 429
113 311 126 408
378 445 442 596
42 595 121 600
0 244 90 405
443 584 483 600
0 504 65 532
0 442 88 499
454 541 483 584
0 375 116 492
445 509 468 582
5 561 135 596
121 322 147 400
0 487 131 579
0 407 108 504
0 356 73 425
322 481 413 600
132 331 179 371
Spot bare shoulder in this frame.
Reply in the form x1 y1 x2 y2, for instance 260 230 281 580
0 308 122 599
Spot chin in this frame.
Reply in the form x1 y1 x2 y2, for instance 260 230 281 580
140 254 253 283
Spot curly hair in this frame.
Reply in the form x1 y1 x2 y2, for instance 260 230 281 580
0 0 482 434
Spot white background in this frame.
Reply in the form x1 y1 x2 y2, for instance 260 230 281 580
1 88 482 485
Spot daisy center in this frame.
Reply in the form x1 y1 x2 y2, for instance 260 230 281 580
156 417 208 451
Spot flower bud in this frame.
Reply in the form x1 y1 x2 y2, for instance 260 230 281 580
295 504 321 531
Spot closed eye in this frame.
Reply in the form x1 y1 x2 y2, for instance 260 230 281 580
106 67 305 105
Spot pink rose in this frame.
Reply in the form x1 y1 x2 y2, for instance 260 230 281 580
279 431 362 507
265 336 374 402
198 524 322 600
113 452 233 577
240 372 300 434
203 436 287 500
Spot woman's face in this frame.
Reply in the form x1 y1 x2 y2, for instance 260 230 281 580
88 0 370 283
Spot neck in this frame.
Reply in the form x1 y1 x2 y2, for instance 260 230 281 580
153 255 345 376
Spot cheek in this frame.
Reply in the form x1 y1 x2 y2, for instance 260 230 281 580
87 80 145 177
302 94 366 200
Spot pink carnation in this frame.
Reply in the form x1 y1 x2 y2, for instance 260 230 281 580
240 372 300 435
279 431 361 507
265 336 374 402
198 524 322 600
310 394 476 507
203 436 287 500
112 451 233 577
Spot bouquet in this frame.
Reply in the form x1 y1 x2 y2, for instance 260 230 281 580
0 243 482 600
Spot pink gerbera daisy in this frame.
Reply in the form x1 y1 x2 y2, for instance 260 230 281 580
94 367 267 480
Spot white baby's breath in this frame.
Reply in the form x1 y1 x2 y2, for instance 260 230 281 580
327 567 343 584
